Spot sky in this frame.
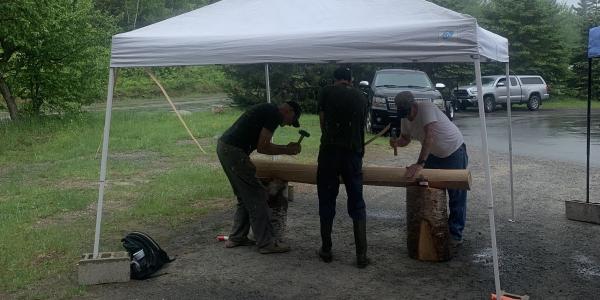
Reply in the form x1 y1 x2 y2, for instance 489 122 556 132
562 0 579 7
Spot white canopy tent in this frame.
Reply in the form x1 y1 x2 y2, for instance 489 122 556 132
96 0 513 296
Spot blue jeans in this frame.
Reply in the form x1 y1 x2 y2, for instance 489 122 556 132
424 144 468 240
317 147 367 224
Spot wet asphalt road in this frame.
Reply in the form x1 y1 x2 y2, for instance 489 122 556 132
454 107 600 166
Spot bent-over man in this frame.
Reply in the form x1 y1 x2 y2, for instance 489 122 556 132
390 91 468 246
217 101 302 254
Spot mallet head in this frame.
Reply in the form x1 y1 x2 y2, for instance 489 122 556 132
297 129 310 143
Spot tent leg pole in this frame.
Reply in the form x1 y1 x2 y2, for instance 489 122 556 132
474 59 502 298
587 58 592 204
93 67 116 258
265 63 271 104
506 63 515 221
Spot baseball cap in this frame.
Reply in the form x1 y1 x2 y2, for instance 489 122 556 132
333 66 352 81
285 101 302 127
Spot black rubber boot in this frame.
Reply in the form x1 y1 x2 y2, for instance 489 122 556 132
318 219 333 263
353 220 370 268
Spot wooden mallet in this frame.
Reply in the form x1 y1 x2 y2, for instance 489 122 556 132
297 129 310 144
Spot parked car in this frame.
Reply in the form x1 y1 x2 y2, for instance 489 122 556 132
359 69 453 133
453 75 550 112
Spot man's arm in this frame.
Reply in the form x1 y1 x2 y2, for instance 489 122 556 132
256 128 301 155
319 111 325 131
390 133 411 149
416 122 435 163
405 122 436 178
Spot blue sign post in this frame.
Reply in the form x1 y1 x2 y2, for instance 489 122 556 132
586 27 600 204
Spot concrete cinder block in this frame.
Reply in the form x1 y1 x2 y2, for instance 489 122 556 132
565 201 600 225
78 251 130 285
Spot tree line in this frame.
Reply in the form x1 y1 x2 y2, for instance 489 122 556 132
1 0 599 121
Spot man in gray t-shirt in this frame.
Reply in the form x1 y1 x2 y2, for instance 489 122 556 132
391 91 469 245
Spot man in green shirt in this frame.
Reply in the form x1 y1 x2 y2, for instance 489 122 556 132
218 101 302 254
317 66 370 268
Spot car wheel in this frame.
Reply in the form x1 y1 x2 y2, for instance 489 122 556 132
445 102 455 120
527 95 540 111
366 112 376 134
484 96 495 113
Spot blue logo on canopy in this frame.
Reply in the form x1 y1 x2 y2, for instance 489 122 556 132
441 31 455 40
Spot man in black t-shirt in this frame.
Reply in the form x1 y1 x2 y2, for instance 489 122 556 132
217 101 302 254
316 66 370 268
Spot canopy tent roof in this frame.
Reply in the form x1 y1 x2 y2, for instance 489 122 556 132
589 26 600 58
110 0 508 67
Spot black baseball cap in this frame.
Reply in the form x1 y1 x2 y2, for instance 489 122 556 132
286 101 302 127
333 66 352 81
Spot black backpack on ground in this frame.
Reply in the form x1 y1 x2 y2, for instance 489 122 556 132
122 231 175 280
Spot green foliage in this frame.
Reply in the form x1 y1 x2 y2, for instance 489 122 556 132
223 63 400 113
115 66 229 98
93 0 218 32
481 0 571 92
0 0 118 116
569 0 600 99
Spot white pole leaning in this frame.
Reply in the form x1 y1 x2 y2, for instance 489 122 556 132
506 63 515 221
265 63 271 104
93 67 116 259
474 59 502 298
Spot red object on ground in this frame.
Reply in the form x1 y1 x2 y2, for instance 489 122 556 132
491 292 527 300
216 235 229 241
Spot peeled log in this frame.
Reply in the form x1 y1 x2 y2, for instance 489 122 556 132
406 186 451 262
252 159 471 190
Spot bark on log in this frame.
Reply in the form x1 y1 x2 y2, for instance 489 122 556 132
406 186 450 262
261 178 289 243
253 159 471 190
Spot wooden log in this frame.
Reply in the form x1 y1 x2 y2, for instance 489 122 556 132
252 159 471 190
406 186 450 262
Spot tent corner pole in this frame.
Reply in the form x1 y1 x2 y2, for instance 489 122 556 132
93 67 116 258
587 58 592 204
265 63 271 104
474 59 502 298
506 62 515 220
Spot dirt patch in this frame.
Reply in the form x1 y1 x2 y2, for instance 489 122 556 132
78 144 600 299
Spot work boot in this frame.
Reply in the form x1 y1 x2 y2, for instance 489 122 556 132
224 238 256 248
318 219 333 263
259 241 290 254
353 220 370 268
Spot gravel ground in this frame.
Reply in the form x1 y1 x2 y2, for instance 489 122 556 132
86 144 600 299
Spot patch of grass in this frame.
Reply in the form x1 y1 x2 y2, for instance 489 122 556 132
544 96 600 109
115 66 230 98
0 106 343 297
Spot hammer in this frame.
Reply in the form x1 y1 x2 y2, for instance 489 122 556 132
297 129 310 144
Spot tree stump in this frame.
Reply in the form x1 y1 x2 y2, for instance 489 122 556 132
406 186 451 262
261 178 289 243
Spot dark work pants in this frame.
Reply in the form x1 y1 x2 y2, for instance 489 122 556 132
424 143 469 240
217 140 273 248
317 147 367 225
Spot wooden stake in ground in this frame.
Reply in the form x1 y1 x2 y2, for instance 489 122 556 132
406 186 450 262
146 69 207 154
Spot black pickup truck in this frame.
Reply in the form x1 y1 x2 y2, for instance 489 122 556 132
359 68 453 133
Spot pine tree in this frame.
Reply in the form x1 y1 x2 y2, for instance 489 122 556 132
570 0 600 98
481 0 571 91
